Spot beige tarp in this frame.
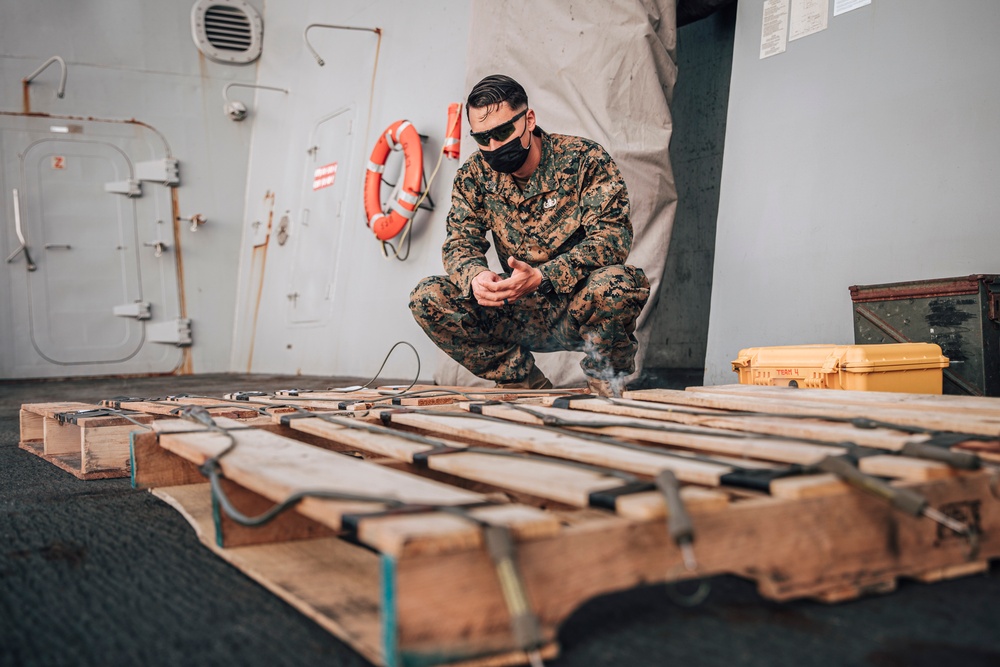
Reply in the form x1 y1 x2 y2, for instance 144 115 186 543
436 0 678 387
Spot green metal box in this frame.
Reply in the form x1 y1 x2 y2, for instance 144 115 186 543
849 275 1000 396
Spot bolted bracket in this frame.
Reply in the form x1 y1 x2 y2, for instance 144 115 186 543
136 158 180 186
113 301 152 320
148 318 193 346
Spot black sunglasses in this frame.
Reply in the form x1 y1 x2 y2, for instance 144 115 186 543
469 109 527 147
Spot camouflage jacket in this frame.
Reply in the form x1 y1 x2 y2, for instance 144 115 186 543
442 129 632 295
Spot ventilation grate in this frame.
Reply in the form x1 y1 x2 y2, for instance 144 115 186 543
204 6 253 51
191 0 263 65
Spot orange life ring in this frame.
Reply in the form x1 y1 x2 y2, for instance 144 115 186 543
364 120 424 241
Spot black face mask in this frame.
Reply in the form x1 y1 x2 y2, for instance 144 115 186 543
481 124 530 174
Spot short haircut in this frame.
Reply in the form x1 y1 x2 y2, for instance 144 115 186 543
466 74 528 121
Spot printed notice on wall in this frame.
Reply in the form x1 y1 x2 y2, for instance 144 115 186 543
760 0 790 59
790 0 828 41
834 0 871 16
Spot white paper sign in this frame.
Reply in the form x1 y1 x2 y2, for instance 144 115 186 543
834 0 871 16
760 0 790 59
790 0 828 41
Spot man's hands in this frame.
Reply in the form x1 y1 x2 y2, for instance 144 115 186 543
471 257 543 307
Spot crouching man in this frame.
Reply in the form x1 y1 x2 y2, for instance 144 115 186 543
409 74 649 397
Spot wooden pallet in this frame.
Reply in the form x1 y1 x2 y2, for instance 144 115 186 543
20 384 1000 665
19 396 284 479
18 402 160 479
15 387 573 479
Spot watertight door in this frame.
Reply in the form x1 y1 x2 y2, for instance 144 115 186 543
287 106 356 324
0 116 184 379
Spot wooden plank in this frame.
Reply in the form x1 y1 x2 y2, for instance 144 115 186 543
104 399 263 420
392 470 1000 657
151 484 385 665
538 395 929 451
131 430 206 489
20 402 97 456
153 483 561 667
383 410 735 486
468 402 845 466
151 418 559 557
624 388 1000 437
75 413 158 473
470 403 961 484
19 407 49 443
43 418 82 456
911 560 989 583
695 383 1000 416
213 478 339 548
279 414 730 521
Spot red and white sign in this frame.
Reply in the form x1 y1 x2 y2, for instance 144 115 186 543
52 156 66 170
312 162 338 191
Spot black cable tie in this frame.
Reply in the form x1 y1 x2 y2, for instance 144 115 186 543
718 466 805 492
839 444 884 462
588 481 657 510
54 408 124 425
412 445 468 467
920 432 992 447
552 394 601 409
279 412 321 426
104 396 150 409
468 401 502 414
231 391 268 401
340 500 496 536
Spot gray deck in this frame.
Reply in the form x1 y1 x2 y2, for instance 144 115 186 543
2 374 999 667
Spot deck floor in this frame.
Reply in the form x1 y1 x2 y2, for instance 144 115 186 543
2 373 1000 667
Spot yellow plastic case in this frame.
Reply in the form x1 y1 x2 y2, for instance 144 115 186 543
731 343 949 394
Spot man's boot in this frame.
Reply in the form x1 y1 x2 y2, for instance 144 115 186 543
496 365 553 390
586 376 625 398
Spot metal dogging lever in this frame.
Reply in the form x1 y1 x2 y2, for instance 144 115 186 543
655 470 697 571
481 524 546 667
815 454 972 537
655 470 711 606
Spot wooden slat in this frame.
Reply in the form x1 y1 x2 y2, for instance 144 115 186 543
151 484 385 665
382 410 735 486
538 395 929 451
105 399 262 420
391 470 1000 657
468 402 845 466
131 430 204 489
477 403 957 483
694 383 1000 416
151 418 559 557
279 414 729 520
625 388 1000 437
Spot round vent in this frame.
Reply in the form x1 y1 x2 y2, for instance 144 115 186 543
191 0 263 65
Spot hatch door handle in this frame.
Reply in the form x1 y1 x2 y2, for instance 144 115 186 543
5 189 37 271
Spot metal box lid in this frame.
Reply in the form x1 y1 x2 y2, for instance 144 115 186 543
733 343 950 374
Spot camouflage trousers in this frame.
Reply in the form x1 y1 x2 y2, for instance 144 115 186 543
409 265 650 383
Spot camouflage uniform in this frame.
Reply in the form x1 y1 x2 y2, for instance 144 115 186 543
410 129 650 383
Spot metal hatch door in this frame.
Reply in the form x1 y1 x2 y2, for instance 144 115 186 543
20 138 143 363
287 106 355 324
1 115 185 379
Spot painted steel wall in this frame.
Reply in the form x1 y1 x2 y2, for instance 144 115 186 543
0 0 258 375
0 0 471 381
644 6 734 372
704 0 1000 385
230 1 471 381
